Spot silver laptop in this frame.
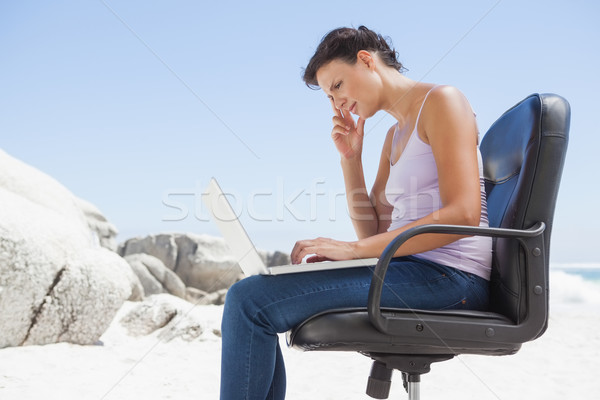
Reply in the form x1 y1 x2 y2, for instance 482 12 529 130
203 177 378 276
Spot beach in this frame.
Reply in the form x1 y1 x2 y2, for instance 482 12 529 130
1 268 599 400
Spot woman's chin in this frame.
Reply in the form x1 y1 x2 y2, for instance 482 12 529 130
358 110 373 120
352 109 366 119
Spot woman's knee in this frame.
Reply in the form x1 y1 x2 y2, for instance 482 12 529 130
222 276 285 335
222 278 254 331
223 278 245 308
223 276 266 317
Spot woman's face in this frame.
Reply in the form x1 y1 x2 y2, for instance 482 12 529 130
316 52 380 119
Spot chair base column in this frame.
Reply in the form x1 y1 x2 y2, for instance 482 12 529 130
365 353 454 399
404 373 420 400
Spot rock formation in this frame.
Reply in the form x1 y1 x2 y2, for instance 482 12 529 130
118 233 291 293
0 149 131 348
0 148 291 348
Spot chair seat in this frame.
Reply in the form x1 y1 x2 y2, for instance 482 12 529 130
287 307 521 356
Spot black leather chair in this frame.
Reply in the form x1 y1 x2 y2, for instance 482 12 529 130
287 93 570 399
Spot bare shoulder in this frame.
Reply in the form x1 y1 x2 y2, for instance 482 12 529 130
425 85 473 117
420 85 477 143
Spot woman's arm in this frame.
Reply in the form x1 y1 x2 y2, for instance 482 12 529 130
342 125 394 239
291 86 481 263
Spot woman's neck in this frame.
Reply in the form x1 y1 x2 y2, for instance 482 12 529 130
378 71 420 122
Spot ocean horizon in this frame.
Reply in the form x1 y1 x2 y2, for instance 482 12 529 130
550 263 600 282
548 263 600 311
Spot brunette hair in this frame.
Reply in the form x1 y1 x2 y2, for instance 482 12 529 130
302 25 405 89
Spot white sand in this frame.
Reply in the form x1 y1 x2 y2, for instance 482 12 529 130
1 272 599 399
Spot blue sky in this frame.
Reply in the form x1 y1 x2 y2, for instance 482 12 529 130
1 0 598 263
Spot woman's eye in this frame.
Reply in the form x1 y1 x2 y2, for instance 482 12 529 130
334 81 342 90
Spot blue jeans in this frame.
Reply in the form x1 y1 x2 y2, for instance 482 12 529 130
220 256 489 400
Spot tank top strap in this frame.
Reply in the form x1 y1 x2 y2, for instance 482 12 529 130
414 85 441 125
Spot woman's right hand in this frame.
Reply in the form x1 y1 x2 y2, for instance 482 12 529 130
330 99 365 160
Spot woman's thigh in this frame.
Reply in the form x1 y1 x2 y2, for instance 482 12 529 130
224 256 488 334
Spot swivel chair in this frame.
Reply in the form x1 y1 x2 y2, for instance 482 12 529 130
287 93 570 399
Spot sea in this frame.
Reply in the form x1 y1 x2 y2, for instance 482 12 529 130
551 263 600 282
549 263 600 310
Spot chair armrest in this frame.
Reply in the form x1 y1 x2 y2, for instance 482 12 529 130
367 222 547 343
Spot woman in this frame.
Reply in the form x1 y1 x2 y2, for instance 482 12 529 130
220 25 491 400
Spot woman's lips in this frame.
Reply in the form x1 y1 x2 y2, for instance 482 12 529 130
349 102 356 114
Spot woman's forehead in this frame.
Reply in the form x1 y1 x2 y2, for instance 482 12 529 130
316 60 353 90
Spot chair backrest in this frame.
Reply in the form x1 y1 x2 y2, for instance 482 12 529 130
481 93 570 324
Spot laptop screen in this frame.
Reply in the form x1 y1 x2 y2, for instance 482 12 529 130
203 178 268 276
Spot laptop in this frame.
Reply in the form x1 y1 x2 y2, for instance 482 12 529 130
203 177 378 276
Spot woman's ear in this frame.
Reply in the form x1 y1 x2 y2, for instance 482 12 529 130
357 50 375 70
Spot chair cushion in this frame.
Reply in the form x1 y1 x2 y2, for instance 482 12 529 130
288 307 520 356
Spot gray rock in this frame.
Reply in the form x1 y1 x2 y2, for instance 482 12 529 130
0 149 91 241
118 232 291 294
124 254 186 299
21 249 132 345
184 287 227 305
203 288 228 306
184 287 209 303
171 234 202 284
119 233 244 292
118 234 178 270
179 235 243 292
0 200 132 347
0 149 132 348
120 295 178 336
143 254 186 298
74 197 119 251
119 294 209 342
0 226 65 347
118 259 145 302
125 255 164 297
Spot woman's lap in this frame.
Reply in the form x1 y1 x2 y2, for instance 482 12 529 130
224 255 489 334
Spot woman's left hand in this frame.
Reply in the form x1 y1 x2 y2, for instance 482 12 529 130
290 237 358 264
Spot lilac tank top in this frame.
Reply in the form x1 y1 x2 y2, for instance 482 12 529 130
384 87 492 280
